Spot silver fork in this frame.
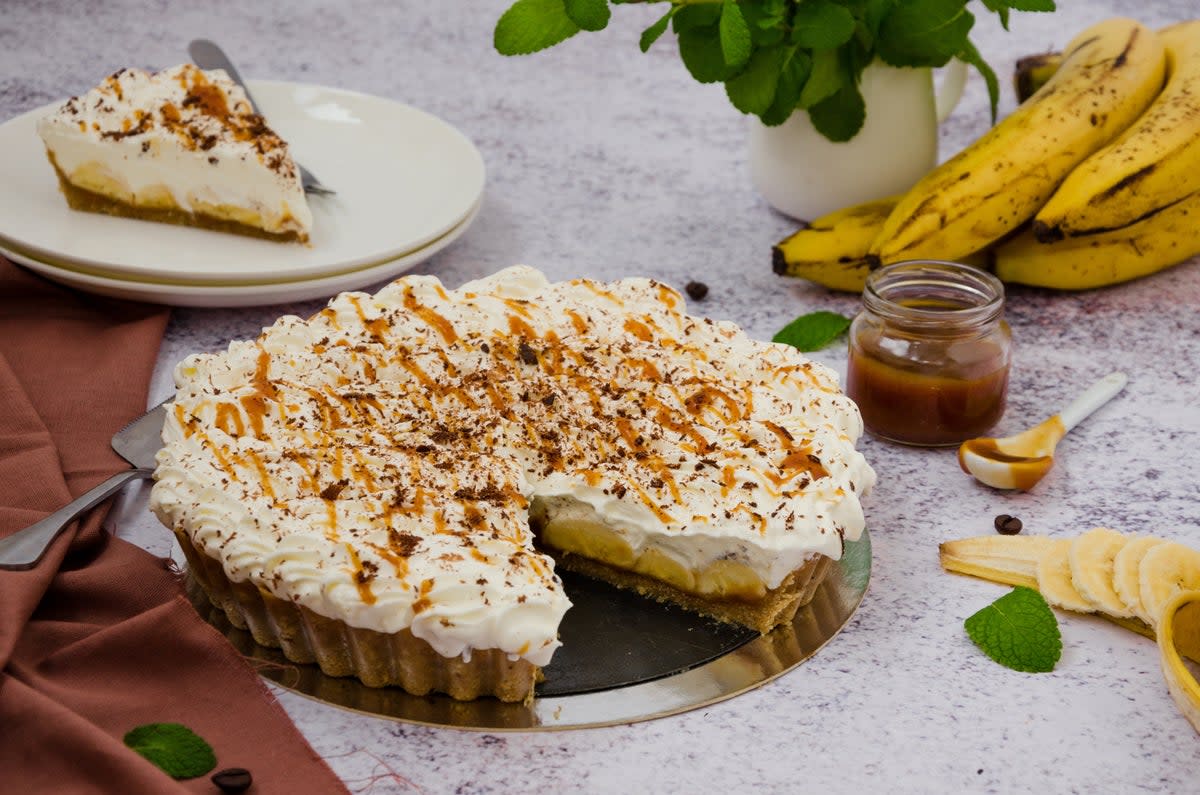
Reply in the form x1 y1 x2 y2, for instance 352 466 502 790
188 39 336 197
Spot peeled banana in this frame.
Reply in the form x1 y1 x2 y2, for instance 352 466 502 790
939 534 1056 589
770 196 899 292
940 529 1200 636
943 529 1200 734
1069 527 1134 618
869 18 1167 263
1034 21 1200 241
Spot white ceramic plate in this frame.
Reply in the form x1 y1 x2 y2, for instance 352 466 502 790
1 199 480 307
0 80 485 284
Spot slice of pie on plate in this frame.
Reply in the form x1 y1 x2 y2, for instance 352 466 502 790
37 64 311 243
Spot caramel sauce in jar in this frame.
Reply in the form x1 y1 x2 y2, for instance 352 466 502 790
846 261 1011 447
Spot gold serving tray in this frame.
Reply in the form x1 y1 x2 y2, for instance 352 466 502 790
191 530 871 731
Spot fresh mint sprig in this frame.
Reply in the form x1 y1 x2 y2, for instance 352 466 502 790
124 723 217 779
772 310 851 352
494 0 1056 141
964 586 1063 673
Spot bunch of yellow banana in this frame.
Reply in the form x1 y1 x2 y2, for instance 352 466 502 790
774 17 1200 293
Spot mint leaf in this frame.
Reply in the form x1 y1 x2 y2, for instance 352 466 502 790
982 0 1011 30
960 39 1000 122
876 0 974 68
718 0 752 69
639 8 675 53
726 44 786 115
742 0 788 46
985 0 1055 18
798 48 844 108
772 311 852 351
672 3 721 33
760 48 811 125
678 25 732 84
964 586 1062 673
791 0 857 50
564 0 610 33
124 723 217 779
495 0 581 55
862 0 897 39
808 82 866 142
981 0 1055 30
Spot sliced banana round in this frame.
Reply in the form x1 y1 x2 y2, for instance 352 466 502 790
1068 527 1132 617
1113 536 1166 623
1139 542 1200 628
1037 538 1095 613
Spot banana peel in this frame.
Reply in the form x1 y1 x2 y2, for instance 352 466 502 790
1159 590 1200 734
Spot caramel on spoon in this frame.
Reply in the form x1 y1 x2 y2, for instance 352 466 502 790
958 371 1127 490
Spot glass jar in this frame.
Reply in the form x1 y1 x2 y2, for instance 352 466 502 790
846 260 1012 447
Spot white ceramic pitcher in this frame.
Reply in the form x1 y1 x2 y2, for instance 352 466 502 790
749 59 968 221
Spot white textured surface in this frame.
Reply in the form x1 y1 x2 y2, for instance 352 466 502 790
4 1 1200 792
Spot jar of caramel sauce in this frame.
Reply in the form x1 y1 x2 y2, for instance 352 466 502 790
846 260 1011 447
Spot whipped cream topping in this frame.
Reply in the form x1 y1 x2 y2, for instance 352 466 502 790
151 266 875 666
37 64 311 238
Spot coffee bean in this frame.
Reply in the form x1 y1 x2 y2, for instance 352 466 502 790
211 767 252 793
994 514 1023 535
685 281 709 301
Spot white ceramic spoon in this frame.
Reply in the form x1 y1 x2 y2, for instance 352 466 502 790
957 371 1128 491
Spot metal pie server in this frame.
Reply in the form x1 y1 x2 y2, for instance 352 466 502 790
187 38 336 196
0 402 166 570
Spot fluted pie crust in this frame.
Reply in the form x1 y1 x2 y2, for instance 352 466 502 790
179 519 832 704
176 530 540 703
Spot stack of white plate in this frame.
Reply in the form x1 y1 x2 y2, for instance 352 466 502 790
0 81 485 307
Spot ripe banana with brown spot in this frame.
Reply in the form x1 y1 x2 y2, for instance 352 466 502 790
771 196 899 293
1013 51 1063 103
772 196 989 292
869 17 1167 264
1033 20 1200 241
993 188 1200 289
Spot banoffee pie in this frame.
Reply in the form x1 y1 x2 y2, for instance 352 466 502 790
37 64 312 242
151 266 875 702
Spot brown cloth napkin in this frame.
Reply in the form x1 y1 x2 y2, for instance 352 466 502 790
0 260 348 794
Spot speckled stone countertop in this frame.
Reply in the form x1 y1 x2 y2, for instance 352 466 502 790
4 1 1199 792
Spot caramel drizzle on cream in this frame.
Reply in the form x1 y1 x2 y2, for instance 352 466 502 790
170 270 862 619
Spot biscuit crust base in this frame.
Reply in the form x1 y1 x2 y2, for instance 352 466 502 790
45 153 307 244
175 530 540 703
